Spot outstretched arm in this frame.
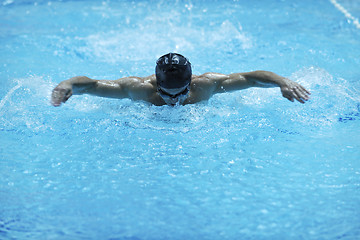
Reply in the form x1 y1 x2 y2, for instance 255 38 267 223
51 75 156 106
51 76 97 106
204 70 311 103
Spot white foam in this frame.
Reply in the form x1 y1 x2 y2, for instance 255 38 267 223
0 82 22 113
76 20 253 64
2 0 14 6
0 76 58 132
330 0 360 29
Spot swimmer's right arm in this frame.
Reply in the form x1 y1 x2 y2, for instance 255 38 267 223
51 76 128 107
51 76 92 106
51 75 157 106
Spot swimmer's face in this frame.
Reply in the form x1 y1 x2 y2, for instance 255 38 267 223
157 84 190 106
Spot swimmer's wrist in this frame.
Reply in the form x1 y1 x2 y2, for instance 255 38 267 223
62 76 96 94
277 77 291 87
56 80 73 90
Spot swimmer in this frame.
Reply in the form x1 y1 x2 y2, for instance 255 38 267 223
51 53 310 107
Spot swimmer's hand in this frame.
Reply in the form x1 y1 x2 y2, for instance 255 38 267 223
51 76 98 107
51 82 73 107
280 79 311 104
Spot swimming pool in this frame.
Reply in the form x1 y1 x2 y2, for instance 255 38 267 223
1 0 360 239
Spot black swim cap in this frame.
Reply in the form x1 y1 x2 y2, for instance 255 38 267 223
155 53 192 89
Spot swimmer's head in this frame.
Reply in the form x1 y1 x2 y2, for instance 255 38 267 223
155 53 192 90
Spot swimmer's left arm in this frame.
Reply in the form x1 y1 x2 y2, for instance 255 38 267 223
207 71 311 103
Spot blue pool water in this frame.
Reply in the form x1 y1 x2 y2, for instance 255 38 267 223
1 0 360 239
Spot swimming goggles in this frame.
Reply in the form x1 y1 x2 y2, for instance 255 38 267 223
156 53 190 67
158 84 190 106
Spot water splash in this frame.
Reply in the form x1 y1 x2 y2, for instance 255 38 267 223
73 19 253 65
2 66 357 138
0 82 22 113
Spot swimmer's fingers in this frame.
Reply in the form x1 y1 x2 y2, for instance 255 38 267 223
281 87 305 103
293 86 310 103
281 83 311 104
299 84 311 96
51 87 72 107
293 88 305 103
281 88 295 102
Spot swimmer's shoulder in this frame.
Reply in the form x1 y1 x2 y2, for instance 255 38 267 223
114 74 157 89
191 73 229 90
192 72 230 82
187 74 223 103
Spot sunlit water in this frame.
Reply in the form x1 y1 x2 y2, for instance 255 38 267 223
1 0 360 239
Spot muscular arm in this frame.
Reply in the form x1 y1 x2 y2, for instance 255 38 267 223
51 75 156 106
199 70 311 103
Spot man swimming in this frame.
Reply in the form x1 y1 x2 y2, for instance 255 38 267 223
51 53 310 107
